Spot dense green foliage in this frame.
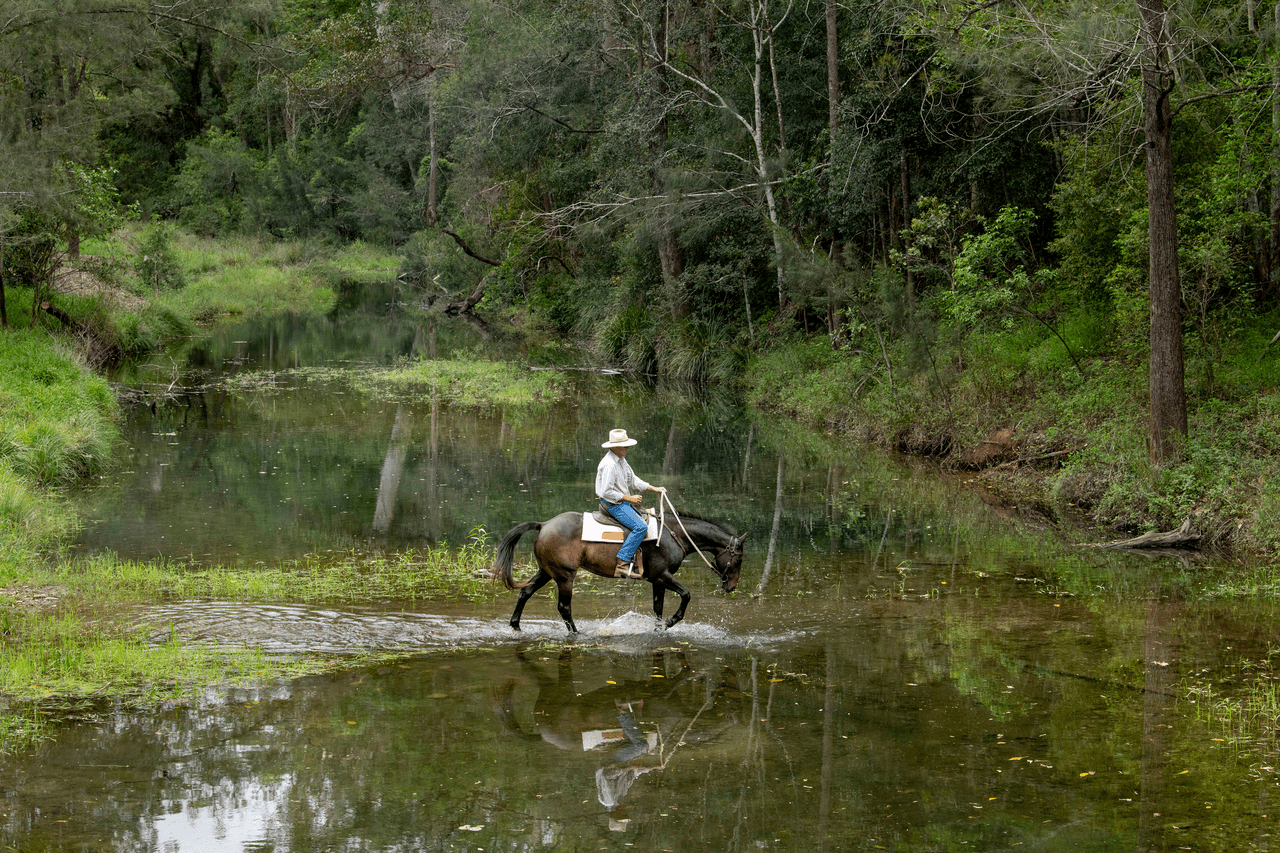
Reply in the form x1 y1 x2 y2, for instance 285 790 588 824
3 0 1280 541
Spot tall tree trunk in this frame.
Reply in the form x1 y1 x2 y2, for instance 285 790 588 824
1272 0 1280 292
0 243 7 328
1139 0 1187 465
748 0 786 311
826 1 839 145
765 3 785 150
427 78 439 225
826 0 844 328
652 8 686 320
900 152 914 310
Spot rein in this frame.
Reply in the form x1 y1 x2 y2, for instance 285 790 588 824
658 491 719 573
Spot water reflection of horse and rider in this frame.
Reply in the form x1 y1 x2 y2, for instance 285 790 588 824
492 647 747 815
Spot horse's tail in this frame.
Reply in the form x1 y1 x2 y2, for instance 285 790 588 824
495 521 543 590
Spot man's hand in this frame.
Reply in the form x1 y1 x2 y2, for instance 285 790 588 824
624 494 643 505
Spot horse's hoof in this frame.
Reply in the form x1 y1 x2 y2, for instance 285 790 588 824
510 623 521 632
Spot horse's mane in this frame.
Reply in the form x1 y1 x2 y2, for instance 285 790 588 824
665 508 737 538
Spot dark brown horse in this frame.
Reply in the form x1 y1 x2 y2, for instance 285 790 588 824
494 510 745 633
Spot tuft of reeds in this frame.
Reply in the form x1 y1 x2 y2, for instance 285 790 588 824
1184 653 1280 752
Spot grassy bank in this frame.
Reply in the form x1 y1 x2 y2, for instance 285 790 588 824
744 311 1280 555
77 226 400 325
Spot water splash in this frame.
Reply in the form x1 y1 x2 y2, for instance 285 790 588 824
134 603 798 654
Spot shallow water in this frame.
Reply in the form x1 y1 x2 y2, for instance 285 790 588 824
8 582 1280 852
27 284 1279 851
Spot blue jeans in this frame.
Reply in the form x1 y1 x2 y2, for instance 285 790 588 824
602 500 647 563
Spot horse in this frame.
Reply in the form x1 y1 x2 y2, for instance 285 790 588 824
494 509 745 633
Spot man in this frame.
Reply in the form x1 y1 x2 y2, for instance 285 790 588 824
596 428 667 579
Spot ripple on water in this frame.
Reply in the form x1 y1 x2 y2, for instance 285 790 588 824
135 603 799 654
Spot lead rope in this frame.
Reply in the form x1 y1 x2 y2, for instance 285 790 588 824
660 491 717 572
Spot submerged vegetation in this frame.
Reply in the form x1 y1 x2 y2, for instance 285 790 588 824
71 538 500 606
228 358 568 407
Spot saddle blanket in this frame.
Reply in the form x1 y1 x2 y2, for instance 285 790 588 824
581 510 660 544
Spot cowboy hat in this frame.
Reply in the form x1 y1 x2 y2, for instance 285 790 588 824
602 428 638 448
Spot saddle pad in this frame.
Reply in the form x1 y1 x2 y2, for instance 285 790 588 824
581 511 659 544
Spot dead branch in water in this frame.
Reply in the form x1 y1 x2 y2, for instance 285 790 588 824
1093 517 1200 551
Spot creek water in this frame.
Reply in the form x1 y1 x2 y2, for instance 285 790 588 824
10 283 1279 851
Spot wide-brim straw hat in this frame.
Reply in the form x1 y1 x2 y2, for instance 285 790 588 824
602 428 638 448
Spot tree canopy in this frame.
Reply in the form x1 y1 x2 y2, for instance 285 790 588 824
5 0 1280 465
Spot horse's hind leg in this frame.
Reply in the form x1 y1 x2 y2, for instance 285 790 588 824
510 568 552 631
554 577 578 634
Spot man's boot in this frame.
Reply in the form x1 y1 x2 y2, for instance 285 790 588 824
614 558 643 580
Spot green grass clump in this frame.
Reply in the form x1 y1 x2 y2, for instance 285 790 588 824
369 358 566 406
80 227 399 328
0 465 78 570
155 263 336 322
1184 652 1280 750
0 330 119 488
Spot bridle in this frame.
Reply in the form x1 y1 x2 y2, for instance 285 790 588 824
658 492 739 578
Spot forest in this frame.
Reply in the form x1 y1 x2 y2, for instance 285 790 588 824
4 0 1280 548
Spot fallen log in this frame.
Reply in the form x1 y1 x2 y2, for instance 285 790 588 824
1096 516 1200 551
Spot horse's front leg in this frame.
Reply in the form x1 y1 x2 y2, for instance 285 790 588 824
651 582 667 632
652 572 691 629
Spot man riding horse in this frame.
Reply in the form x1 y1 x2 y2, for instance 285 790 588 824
495 427 745 633
596 428 666 580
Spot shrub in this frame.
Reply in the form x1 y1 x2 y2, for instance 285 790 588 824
134 223 186 292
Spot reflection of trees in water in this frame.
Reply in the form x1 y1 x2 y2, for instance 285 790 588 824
1137 591 1174 853
372 406 412 532
5 611 1278 851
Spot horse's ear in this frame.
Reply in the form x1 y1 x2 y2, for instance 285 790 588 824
737 532 749 544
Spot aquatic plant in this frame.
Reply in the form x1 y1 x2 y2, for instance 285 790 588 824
1184 652 1280 757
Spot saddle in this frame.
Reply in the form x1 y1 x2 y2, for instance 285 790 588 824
582 507 659 544
590 507 653 528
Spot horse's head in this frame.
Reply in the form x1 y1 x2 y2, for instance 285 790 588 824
715 533 747 593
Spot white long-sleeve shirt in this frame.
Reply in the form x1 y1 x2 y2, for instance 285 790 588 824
595 451 651 504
